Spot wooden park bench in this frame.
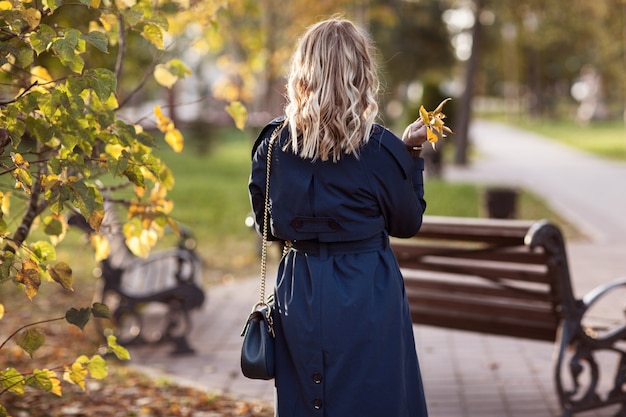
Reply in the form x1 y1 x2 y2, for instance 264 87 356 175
70 205 206 355
391 216 626 417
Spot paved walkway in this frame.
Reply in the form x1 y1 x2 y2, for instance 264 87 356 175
128 120 626 417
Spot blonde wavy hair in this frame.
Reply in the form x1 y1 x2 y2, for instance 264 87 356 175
284 18 380 162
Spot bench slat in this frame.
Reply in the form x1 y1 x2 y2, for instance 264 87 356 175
393 243 550 265
404 277 554 302
399 259 551 284
410 309 557 341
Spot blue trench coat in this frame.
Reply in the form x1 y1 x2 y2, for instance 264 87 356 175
249 118 429 417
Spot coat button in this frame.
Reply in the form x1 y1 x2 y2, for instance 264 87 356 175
313 398 323 409
312 373 323 384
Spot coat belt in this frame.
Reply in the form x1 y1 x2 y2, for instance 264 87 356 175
290 233 388 258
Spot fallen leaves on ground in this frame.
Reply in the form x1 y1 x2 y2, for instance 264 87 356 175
1 286 273 417
3 364 273 417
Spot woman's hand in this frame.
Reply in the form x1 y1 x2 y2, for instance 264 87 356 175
402 119 428 147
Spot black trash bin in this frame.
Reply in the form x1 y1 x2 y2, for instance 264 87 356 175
484 187 518 219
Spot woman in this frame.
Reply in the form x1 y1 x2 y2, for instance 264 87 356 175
249 17 429 417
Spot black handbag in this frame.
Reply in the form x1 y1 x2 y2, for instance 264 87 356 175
240 125 281 380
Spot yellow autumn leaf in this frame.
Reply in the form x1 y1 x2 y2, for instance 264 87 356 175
165 129 184 153
47 262 73 291
417 98 454 149
154 64 178 89
64 358 88 390
90 232 110 262
30 66 54 85
225 101 248 130
0 303 4 320
154 105 174 133
16 259 41 300
0 1 12 10
104 143 127 159
49 372 62 396
23 8 42 29
41 174 59 191
0 191 9 215
126 228 158 258
419 105 429 123
11 152 29 169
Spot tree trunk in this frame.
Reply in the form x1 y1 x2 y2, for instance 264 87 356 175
455 0 484 166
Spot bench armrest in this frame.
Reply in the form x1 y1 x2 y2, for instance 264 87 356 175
579 276 626 343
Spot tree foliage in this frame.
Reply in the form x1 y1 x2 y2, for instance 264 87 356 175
0 0 226 412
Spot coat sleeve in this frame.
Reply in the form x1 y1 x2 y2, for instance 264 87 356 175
248 118 285 240
367 127 427 238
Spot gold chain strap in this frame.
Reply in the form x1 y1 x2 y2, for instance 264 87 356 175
258 125 281 307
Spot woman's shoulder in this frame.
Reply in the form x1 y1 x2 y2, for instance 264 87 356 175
251 116 287 158
363 124 413 177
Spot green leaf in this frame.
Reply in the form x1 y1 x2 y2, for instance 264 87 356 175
164 58 191 78
42 0 63 12
141 23 163 49
81 31 108 53
43 216 63 236
91 302 110 319
87 355 108 379
123 164 145 187
31 241 56 262
107 155 129 177
66 75 90 97
48 262 73 291
0 251 15 284
26 369 53 391
68 181 104 230
29 24 56 55
17 47 34 68
51 38 84 73
86 68 117 102
65 307 91 330
0 404 8 417
0 368 25 394
16 328 46 358
107 335 131 360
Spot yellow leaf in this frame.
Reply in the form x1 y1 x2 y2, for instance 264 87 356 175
16 259 41 300
165 129 184 153
0 191 10 215
47 262 73 291
41 174 59 191
154 105 174 133
22 8 42 29
87 355 108 379
49 373 62 396
418 105 429 123
225 101 247 130
104 143 127 159
126 228 158 258
90 0 101 7
0 303 4 320
64 359 88 390
154 64 178 89
90 233 110 262
0 1 12 10
433 97 452 115
11 152 29 169
31 66 53 84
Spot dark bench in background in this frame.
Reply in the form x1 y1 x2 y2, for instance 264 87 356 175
391 216 626 417
70 205 205 355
